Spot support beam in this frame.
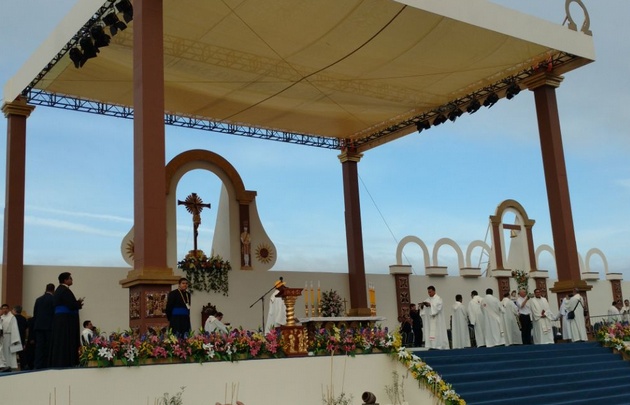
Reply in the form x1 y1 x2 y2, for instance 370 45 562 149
525 72 588 294
120 0 178 334
1 97 34 306
339 150 370 316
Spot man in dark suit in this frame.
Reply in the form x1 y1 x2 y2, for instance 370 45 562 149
32 283 55 369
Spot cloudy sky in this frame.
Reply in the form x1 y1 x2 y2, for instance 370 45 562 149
0 0 628 279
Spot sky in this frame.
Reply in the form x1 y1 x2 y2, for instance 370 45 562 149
0 0 629 279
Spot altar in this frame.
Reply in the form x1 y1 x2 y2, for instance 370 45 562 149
298 316 386 342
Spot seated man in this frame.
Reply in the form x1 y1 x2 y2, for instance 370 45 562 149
81 320 95 346
204 312 229 334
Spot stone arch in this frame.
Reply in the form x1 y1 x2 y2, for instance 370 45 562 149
164 149 261 270
432 237 465 269
489 199 536 271
535 244 556 270
395 235 430 269
585 248 608 274
165 149 256 204
465 240 494 268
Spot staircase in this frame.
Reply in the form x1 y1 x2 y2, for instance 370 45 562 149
414 342 630 405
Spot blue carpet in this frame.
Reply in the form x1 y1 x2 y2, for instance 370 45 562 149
411 342 630 405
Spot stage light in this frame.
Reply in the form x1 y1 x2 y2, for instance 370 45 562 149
103 12 127 36
448 108 463 122
116 0 134 23
69 48 84 68
433 114 447 126
506 83 521 100
90 25 111 48
483 92 499 108
415 120 430 133
79 36 99 64
467 99 481 114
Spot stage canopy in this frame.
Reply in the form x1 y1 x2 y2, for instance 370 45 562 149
3 0 595 151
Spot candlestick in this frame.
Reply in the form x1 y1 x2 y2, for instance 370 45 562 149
310 281 315 316
304 282 310 317
317 281 321 306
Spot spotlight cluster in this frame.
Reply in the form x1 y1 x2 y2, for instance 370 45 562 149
69 0 134 68
415 79 523 135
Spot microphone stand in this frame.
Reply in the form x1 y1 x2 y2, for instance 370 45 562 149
249 278 283 332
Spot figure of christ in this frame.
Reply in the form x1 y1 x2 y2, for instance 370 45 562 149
241 225 251 267
177 192 211 252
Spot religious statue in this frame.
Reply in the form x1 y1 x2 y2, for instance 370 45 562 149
241 224 251 267
177 192 211 251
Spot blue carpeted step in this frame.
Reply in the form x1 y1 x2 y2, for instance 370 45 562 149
460 375 630 403
469 382 630 405
452 364 630 392
415 341 630 405
426 352 616 373
434 358 628 385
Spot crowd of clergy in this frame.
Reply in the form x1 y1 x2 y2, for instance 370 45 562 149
404 286 595 350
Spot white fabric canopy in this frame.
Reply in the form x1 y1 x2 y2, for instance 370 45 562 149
3 0 594 149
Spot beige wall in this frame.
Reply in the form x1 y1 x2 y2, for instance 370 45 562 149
13 265 630 334
0 353 432 405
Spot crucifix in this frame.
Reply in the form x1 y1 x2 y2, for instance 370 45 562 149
177 192 211 252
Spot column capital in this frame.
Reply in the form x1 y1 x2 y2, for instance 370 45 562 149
2 97 35 118
523 72 564 90
337 149 363 163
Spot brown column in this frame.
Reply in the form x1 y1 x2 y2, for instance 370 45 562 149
525 73 588 295
338 150 370 316
389 266 412 320
1 97 34 306
120 0 178 334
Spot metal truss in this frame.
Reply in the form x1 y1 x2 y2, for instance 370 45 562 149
26 89 341 149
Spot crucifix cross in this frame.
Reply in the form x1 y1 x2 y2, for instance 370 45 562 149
177 192 211 252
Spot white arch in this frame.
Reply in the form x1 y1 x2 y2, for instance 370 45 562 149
585 248 609 274
432 237 465 269
465 240 493 268
535 244 555 270
395 235 430 268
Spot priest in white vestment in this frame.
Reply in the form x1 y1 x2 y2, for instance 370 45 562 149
529 289 555 345
481 288 505 347
451 294 471 349
0 304 23 370
559 296 571 340
621 299 630 323
565 289 587 342
421 286 449 350
608 301 621 323
501 293 522 345
467 291 485 347
265 280 287 333
204 312 229 334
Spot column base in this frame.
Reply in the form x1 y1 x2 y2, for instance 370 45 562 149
120 267 180 334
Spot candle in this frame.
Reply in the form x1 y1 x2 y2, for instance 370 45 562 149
310 281 315 308
317 281 321 305
369 283 376 306
304 282 310 316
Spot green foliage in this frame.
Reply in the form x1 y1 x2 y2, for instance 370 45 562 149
177 250 231 295
157 387 185 405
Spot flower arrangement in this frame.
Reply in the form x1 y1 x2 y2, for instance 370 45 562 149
177 250 231 295
80 328 284 367
511 269 529 293
320 289 344 317
308 325 394 356
80 325 394 367
390 332 466 405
